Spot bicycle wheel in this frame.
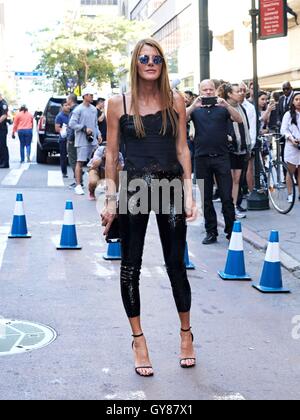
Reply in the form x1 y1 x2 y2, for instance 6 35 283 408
268 161 295 214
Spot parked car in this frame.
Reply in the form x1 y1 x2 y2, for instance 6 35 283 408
37 97 66 164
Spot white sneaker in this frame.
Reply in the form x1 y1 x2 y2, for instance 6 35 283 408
235 208 247 219
75 185 85 196
288 194 293 203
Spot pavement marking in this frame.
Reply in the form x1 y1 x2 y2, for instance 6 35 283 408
96 265 117 277
214 393 246 401
48 171 64 187
1 164 30 186
0 227 10 271
105 391 146 401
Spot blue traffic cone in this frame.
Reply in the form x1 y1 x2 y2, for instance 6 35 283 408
185 242 195 270
57 201 82 250
218 221 251 280
253 231 290 293
103 241 122 261
8 194 31 238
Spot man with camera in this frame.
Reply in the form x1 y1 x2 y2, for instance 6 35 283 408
69 87 101 196
187 79 242 245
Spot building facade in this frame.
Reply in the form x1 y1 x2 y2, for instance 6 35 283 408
128 0 199 92
128 0 300 92
79 0 120 17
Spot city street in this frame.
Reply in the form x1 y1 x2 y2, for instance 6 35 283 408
1 131 300 401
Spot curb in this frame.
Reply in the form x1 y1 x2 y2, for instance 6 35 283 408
218 221 300 276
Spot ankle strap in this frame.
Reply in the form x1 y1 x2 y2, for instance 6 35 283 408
132 333 144 338
181 327 192 333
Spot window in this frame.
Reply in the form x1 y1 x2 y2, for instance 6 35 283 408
131 0 167 20
80 0 118 5
153 6 193 73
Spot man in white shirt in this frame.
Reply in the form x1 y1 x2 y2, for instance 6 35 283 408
237 82 258 211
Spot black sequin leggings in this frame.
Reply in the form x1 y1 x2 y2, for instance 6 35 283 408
119 171 192 319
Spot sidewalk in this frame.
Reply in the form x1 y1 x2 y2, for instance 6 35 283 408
218 201 300 277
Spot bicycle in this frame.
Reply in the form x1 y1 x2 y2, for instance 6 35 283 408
258 133 296 214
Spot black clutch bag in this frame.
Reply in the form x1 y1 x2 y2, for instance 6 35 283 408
106 217 120 243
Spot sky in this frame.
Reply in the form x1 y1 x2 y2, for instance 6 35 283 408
5 0 70 71
3 0 73 108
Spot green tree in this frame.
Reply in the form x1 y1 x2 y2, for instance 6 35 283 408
34 14 149 94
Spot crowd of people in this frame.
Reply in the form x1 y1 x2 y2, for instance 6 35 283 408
184 80 300 244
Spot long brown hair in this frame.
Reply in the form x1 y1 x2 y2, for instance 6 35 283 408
130 38 178 138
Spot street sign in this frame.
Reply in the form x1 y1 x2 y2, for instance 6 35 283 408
259 0 288 40
15 71 45 79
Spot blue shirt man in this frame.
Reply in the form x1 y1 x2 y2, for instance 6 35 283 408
55 103 70 177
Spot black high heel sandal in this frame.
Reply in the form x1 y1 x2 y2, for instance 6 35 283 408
132 333 154 377
180 327 196 369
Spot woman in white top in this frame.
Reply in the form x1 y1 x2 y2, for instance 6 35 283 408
281 92 300 201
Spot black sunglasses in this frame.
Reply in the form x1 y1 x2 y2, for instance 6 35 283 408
138 55 164 65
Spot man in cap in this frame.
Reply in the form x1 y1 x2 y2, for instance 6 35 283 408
0 93 10 168
69 86 102 195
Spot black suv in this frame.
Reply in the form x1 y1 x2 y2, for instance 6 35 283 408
37 97 66 164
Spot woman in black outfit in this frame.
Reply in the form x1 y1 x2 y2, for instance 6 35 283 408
102 39 197 377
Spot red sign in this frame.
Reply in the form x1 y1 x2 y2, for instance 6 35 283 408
259 0 288 39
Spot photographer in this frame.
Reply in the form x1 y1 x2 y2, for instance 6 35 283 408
69 87 101 196
88 145 124 201
281 91 300 203
187 79 242 244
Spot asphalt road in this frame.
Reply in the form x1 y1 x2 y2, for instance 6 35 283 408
0 132 300 400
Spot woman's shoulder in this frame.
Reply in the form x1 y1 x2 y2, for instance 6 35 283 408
108 93 128 106
108 93 131 118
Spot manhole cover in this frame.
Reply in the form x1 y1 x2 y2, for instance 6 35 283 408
0 319 57 356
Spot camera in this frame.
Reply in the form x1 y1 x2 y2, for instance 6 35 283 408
87 134 94 143
201 96 218 107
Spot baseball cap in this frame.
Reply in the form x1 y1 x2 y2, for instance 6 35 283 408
82 86 95 97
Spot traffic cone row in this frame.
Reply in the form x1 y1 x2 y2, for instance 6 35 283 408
6 195 291 294
218 221 290 294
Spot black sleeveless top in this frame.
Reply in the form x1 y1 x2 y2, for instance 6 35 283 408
120 95 183 175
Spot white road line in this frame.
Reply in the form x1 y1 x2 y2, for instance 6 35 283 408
48 171 64 187
215 393 246 401
1 164 30 186
0 227 10 270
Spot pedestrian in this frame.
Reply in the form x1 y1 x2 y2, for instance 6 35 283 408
184 91 195 172
102 38 198 377
279 82 294 123
258 91 276 134
280 91 300 202
66 94 78 188
87 145 124 200
69 87 101 196
96 98 107 144
239 82 257 200
219 83 251 219
12 105 34 163
187 79 242 244
55 101 70 178
0 93 10 169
